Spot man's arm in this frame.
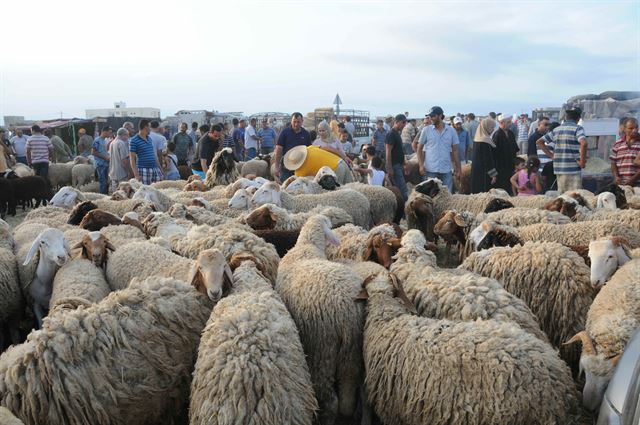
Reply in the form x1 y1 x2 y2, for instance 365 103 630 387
536 138 553 159
451 147 461 177
200 158 208 172
273 145 283 177
26 146 31 165
129 152 140 181
611 161 621 185
385 143 393 178
577 139 587 169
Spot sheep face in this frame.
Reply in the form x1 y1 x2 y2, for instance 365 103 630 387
284 177 308 193
67 201 98 225
588 237 631 287
317 174 339 191
483 197 514 213
73 232 115 268
183 180 205 192
596 192 617 210
187 174 202 183
110 190 128 200
188 249 232 302
132 185 160 205
168 203 188 219
469 221 491 250
50 186 80 208
24 228 70 267
414 179 441 197
117 182 135 198
215 148 237 177
245 205 277 230
251 182 282 207
79 210 122 232
228 189 251 209
364 235 401 269
434 211 468 237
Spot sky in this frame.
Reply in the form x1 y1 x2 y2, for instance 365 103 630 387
1 0 639 123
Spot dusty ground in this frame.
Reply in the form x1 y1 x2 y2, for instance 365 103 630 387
4 207 30 230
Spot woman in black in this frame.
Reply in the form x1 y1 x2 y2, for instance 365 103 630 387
470 118 499 193
492 116 520 195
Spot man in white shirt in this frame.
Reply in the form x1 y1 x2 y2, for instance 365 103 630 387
244 118 260 160
149 120 167 171
9 128 29 164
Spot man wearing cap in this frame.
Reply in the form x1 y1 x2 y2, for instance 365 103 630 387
453 117 471 164
274 112 311 182
77 128 94 157
417 106 461 193
385 114 409 201
492 114 520 195
283 145 353 185
536 107 587 193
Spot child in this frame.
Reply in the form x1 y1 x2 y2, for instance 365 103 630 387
165 142 180 180
354 149 387 186
511 156 541 196
340 129 353 155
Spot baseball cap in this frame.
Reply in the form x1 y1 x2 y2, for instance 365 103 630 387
566 106 582 115
428 106 444 117
453 117 463 125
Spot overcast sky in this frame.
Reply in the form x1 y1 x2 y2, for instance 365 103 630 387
1 0 638 123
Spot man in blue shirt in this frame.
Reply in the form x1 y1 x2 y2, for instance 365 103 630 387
274 112 311 182
129 119 163 184
371 119 389 158
417 106 461 192
233 119 246 160
92 126 112 194
258 119 277 155
453 117 471 163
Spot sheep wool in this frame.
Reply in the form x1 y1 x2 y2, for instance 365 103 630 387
0 277 213 425
580 209 640 232
0 247 23 344
517 221 640 248
189 260 318 425
49 258 111 310
484 207 571 226
340 182 396 225
99 224 146 248
94 198 157 221
363 278 580 425
325 223 397 263
461 242 597 375
0 407 24 425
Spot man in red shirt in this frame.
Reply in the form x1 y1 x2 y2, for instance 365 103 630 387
610 117 640 187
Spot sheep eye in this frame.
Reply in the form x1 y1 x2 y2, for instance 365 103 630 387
607 255 614 259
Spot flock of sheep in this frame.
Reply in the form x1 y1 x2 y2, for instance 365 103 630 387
0 146 639 425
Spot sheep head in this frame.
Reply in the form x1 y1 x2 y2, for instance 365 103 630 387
315 166 339 190
122 212 145 233
414 178 441 197
434 210 471 242
187 174 203 183
79 209 122 232
117 182 135 198
597 184 627 209
596 192 617 210
183 180 206 192
355 272 416 314
245 204 278 230
564 330 620 412
51 186 86 208
72 232 115 268
469 221 522 251
588 237 631 287
191 197 210 209
483 197 514 213
188 248 233 302
228 251 268 278
251 181 282 207
24 228 70 268
110 190 129 200
228 188 252 210
67 200 98 225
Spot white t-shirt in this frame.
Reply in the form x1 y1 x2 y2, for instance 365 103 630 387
149 131 167 152
166 153 179 176
367 164 385 186
344 122 356 136
244 125 258 150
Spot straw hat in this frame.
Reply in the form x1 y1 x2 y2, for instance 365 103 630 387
283 145 308 171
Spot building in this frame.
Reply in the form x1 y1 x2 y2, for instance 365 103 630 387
85 102 161 119
3 116 35 128
174 110 243 126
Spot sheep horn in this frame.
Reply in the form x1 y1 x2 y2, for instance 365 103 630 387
563 330 597 355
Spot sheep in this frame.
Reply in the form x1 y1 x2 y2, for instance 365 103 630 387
0 219 12 251
596 191 618 210
461 242 598 376
150 179 188 190
71 231 116 268
0 269 225 425
50 186 88 208
47 162 74 189
413 178 498 220
10 163 34 177
483 197 514 213
467 220 523 252
565 259 640 411
326 223 400 268
205 148 239 188
22 205 70 228
189 254 318 425
0 178 15 218
433 210 477 264
131 184 174 212
240 158 269 178
484 206 572 226
9 175 52 209
388 230 438 283
227 187 254 210
117 181 135 197
340 182 397 225
243 203 352 231
49 258 111 311
252 181 372 229
223 177 261 197
99 223 146 248
0 245 23 350
71 163 95 187
168 203 235 227
276 215 364 424
596 183 627 209
517 220 640 248
78 209 123 231
359 271 580 425
182 180 206 192
579 208 640 232
66 200 98 224
282 175 324 194
587 236 635 286
93 198 158 220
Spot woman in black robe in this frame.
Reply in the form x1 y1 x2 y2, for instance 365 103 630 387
470 118 499 193
492 116 520 195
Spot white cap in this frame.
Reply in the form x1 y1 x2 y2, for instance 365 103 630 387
453 117 463 125
497 114 513 122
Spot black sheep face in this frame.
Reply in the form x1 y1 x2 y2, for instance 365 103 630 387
317 175 340 191
415 180 440 197
216 150 236 176
67 201 98 225
484 198 514 214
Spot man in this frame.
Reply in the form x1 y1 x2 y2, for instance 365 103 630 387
244 118 260 160
527 116 550 156
257 119 277 155
385 114 409 201
453 116 471 164
401 118 416 155
163 125 172 140
9 128 29 164
77 128 94 157
537 121 560 192
44 129 73 163
618 117 630 140
274 112 311 182
109 128 133 192
465 113 479 143
199 124 223 172
171 122 194 166
516 114 530 154
129 119 163 184
343 116 356 137
537 107 587 193
123 121 136 138
233 119 247 160
492 114 520 195
610 117 640 187
149 120 167 171
189 122 199 145
92 126 112 194
417 106 461 193
371 120 389 158
25 125 54 183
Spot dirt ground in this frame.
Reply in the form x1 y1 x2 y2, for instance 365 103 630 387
4 207 30 230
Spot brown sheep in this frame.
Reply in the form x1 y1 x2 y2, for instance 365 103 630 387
434 210 476 265
72 232 116 268
183 180 206 192
405 191 435 241
79 209 123 231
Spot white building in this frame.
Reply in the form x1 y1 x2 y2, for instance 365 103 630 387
85 102 161 119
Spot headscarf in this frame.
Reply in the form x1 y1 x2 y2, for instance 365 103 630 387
474 118 496 148
317 121 331 141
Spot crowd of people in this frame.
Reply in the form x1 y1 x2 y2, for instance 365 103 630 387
1 108 639 198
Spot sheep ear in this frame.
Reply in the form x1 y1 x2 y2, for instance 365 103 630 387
363 239 374 262
71 240 84 251
563 331 597 355
23 235 42 265
611 354 622 367
354 288 369 301
454 214 468 227
223 263 234 293
106 240 116 252
188 263 206 295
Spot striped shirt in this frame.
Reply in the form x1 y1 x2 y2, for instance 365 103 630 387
223 134 234 149
541 120 586 174
610 138 640 184
129 134 158 168
25 134 53 164
537 141 555 172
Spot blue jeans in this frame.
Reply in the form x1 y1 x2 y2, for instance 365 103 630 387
279 168 294 183
392 163 408 201
96 164 109 194
245 147 257 161
15 156 27 165
166 171 180 181
426 171 453 193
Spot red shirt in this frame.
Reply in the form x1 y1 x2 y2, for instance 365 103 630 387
610 138 640 185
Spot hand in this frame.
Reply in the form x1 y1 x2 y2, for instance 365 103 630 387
577 159 586 169
491 176 497 184
275 167 281 178
419 165 426 176
454 169 461 180
387 166 394 178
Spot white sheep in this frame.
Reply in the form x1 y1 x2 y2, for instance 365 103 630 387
252 181 372 229
189 254 318 425
276 214 364 424
71 163 96 187
282 175 324 194
131 184 174 212
359 270 581 425
47 162 75 190
325 223 400 268
588 236 636 287
413 178 499 219
0 245 23 349
49 258 111 311
517 220 640 248
49 186 88 208
596 191 618 210
340 182 396 225
565 258 640 411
